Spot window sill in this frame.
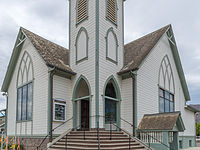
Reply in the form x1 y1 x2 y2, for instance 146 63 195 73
16 120 32 123
53 120 66 123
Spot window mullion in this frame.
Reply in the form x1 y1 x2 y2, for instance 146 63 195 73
21 87 23 121
26 84 28 120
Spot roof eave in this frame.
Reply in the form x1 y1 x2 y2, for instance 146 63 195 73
167 26 191 101
117 68 139 76
1 28 25 92
46 63 76 76
185 105 199 113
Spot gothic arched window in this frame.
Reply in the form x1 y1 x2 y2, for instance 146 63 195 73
17 51 34 121
75 27 89 64
106 0 117 25
76 0 88 24
158 55 175 113
106 27 118 64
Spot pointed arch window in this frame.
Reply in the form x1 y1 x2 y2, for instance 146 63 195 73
106 28 118 64
76 0 88 25
106 0 118 25
76 27 89 64
158 55 175 113
17 51 34 121
103 76 121 127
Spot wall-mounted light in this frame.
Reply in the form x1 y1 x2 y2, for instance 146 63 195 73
2 93 7 97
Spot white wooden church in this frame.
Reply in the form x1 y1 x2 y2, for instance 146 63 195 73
1 0 197 150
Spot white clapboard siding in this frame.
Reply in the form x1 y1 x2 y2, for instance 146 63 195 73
7 38 49 136
70 0 96 128
98 0 123 128
121 78 133 134
52 75 73 135
137 33 195 137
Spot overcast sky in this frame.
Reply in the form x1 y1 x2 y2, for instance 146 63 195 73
0 0 200 110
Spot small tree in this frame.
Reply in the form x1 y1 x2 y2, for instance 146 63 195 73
196 123 200 136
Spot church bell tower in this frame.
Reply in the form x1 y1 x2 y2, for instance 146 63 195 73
69 0 125 128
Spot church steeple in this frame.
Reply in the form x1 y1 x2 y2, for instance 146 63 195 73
69 0 125 128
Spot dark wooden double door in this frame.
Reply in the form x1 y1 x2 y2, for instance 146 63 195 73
81 100 89 130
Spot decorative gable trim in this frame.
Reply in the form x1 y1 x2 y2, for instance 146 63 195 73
166 26 190 101
1 28 26 92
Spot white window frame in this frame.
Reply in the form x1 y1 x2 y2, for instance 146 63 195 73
53 99 66 122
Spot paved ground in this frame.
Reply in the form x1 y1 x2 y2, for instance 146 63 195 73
183 148 200 150
183 142 200 150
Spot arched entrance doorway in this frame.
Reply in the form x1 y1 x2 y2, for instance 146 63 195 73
103 76 121 129
73 75 91 130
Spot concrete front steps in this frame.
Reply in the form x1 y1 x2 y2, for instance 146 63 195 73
48 130 152 150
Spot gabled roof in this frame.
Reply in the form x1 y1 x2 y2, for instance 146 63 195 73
120 25 170 74
118 25 190 101
138 112 185 132
1 27 75 92
21 28 74 73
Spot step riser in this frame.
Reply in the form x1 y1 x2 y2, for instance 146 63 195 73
50 146 146 150
57 140 136 144
48 131 150 150
53 143 141 147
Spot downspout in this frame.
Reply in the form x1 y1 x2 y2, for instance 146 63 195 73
130 70 137 137
2 92 8 136
48 67 55 142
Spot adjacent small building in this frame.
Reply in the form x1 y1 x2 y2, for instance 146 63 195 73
189 105 200 123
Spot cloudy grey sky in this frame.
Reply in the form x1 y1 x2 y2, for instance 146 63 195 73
0 0 200 109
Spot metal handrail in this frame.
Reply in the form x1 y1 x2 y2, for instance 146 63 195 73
36 117 73 150
37 115 169 150
119 117 169 149
120 117 135 128
111 123 152 150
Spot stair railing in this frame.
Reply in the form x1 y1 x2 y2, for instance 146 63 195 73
111 122 152 150
119 117 169 149
64 123 82 150
36 117 73 150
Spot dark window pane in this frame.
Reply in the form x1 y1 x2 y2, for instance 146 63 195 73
22 85 27 120
105 81 116 98
170 102 174 112
105 99 116 123
159 98 164 113
179 141 183 148
170 94 174 101
165 91 170 100
17 88 22 121
159 89 164 97
55 104 65 121
27 83 33 120
165 100 170 112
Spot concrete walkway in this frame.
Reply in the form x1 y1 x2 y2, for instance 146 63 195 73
183 147 200 150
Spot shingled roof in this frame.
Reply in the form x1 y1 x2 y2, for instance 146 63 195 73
138 112 185 131
118 24 190 101
1 27 75 92
21 28 74 74
119 25 170 75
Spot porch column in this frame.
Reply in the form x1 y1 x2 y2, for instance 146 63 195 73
173 132 179 150
162 132 170 150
